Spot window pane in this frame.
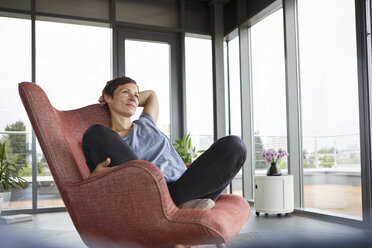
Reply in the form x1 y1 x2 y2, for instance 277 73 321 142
185 36 213 151
125 40 171 137
224 41 229 135
36 20 111 110
0 16 32 210
36 20 111 208
226 37 243 196
298 0 361 218
251 9 288 175
228 37 241 137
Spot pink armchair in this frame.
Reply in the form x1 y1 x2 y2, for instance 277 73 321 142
19 82 250 247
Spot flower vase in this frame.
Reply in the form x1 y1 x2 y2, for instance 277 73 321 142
266 162 282 176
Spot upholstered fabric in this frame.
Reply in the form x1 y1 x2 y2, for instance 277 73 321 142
19 82 251 247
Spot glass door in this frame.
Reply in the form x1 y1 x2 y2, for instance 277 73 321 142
117 29 182 141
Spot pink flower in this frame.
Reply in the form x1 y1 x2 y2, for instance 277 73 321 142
278 148 289 158
262 148 289 164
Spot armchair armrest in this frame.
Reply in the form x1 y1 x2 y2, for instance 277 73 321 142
59 160 179 243
169 194 250 243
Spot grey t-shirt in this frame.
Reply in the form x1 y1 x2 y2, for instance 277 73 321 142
123 112 187 182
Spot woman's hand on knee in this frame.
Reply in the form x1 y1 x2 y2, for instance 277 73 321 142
88 158 114 178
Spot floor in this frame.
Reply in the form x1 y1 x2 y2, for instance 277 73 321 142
0 207 370 248
303 184 362 216
4 185 363 217
232 184 363 217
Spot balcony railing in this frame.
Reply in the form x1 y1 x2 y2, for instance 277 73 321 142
2 131 360 172
254 133 360 171
1 131 361 213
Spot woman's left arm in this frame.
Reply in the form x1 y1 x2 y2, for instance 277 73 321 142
139 90 159 124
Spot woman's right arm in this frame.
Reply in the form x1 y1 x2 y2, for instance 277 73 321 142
139 90 159 124
88 158 114 178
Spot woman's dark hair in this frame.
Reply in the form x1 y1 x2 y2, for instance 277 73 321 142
102 76 138 98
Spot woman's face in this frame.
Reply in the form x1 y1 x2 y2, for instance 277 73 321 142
105 83 139 118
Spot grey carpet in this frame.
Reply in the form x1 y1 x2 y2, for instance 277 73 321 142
193 232 262 248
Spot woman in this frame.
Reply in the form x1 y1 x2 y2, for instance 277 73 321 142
82 76 247 209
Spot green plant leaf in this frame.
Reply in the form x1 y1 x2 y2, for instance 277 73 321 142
172 133 207 164
0 143 5 165
0 142 28 191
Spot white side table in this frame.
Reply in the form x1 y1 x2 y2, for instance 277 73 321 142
254 175 294 216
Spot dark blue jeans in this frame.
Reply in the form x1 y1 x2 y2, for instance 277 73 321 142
82 124 247 206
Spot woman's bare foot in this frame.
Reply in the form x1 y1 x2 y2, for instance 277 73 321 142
180 199 215 210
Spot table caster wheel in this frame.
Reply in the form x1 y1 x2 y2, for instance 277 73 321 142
277 213 282 217
255 212 260 216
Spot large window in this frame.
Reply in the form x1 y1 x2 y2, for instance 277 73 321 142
36 20 111 208
185 36 213 150
0 16 32 210
251 9 288 175
298 0 361 218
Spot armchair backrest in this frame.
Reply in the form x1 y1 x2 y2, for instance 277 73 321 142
19 82 111 183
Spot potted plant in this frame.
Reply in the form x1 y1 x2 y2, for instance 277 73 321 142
173 133 205 165
262 148 289 176
0 142 28 210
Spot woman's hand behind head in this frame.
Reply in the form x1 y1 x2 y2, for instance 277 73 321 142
98 95 106 106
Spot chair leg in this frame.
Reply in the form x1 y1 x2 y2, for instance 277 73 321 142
216 243 226 248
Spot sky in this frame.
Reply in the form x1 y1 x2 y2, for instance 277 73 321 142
248 0 359 140
0 18 111 134
0 17 32 133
